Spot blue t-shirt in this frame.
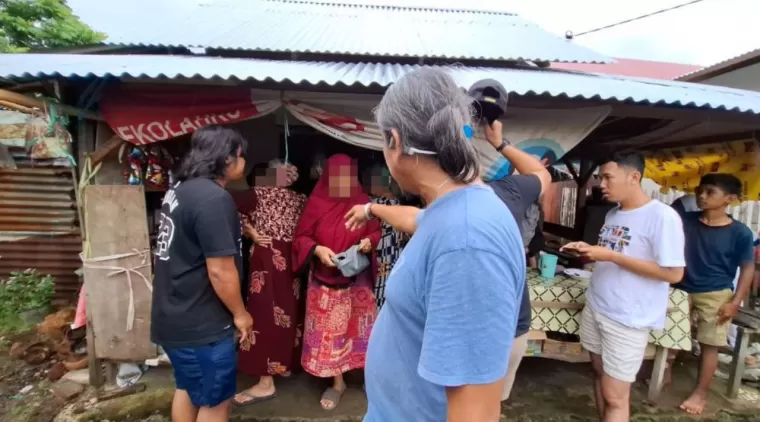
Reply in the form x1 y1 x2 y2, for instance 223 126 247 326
678 213 755 293
363 185 525 422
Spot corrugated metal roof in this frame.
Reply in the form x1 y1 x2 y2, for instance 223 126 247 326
4 54 760 114
0 165 82 305
553 58 703 81
65 0 611 63
677 48 760 82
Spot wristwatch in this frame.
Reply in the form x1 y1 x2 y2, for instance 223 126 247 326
495 137 511 152
364 202 375 220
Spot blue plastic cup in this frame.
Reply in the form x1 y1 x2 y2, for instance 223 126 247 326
539 254 558 279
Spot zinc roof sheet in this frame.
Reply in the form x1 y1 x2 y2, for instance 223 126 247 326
65 0 611 63
3 53 760 114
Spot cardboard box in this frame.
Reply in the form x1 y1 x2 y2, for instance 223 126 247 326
542 339 583 356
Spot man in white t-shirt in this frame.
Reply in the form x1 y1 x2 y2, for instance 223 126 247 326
562 152 685 422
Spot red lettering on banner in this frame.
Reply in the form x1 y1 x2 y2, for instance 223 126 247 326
146 121 169 141
165 121 184 138
179 118 197 133
99 86 264 145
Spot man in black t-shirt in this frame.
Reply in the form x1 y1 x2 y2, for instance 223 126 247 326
344 119 551 402
151 125 252 422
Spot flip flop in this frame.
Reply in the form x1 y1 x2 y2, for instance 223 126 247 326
232 390 277 407
320 387 345 411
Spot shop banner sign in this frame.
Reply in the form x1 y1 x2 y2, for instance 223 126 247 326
100 86 280 145
645 140 760 200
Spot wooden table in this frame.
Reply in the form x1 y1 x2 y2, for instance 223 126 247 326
526 269 692 401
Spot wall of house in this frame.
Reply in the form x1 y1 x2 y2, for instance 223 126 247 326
700 62 760 92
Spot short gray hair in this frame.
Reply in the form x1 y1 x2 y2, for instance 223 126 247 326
375 68 479 184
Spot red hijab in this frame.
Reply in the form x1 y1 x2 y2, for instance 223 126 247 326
292 154 381 285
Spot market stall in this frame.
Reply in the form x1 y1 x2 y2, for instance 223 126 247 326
524 268 690 401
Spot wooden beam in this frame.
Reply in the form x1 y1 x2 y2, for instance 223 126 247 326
0 100 33 113
0 88 103 121
560 156 580 182
89 136 124 166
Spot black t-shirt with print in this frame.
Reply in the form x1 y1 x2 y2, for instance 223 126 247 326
487 174 542 337
150 178 243 348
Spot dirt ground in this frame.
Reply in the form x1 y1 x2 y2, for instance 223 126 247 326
47 354 760 422
0 332 67 422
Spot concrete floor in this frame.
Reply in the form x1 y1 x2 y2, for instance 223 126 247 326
70 355 760 422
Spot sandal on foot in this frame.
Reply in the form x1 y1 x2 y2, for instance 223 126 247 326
320 387 345 410
232 390 277 407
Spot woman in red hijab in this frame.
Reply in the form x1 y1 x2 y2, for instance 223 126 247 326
292 154 381 410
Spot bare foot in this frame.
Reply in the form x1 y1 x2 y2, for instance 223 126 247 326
233 381 277 405
679 392 707 415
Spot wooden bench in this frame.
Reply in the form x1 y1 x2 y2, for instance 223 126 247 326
727 310 760 399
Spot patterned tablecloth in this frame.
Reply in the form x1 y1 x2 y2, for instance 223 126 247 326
528 269 692 350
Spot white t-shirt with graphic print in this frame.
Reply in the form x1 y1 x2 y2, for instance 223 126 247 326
586 200 685 330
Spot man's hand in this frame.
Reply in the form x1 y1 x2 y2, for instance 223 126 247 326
314 245 337 268
358 238 372 253
483 120 503 148
345 204 369 232
560 241 590 252
717 301 740 324
561 242 616 262
233 311 254 345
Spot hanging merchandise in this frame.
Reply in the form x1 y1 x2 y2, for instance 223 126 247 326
145 145 173 190
121 144 147 185
25 99 75 164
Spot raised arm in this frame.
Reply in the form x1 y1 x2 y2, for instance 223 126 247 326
483 120 551 194
345 202 421 235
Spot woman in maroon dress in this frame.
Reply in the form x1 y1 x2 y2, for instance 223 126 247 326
292 154 381 410
232 161 306 406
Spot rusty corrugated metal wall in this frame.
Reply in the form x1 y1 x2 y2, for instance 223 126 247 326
0 164 82 306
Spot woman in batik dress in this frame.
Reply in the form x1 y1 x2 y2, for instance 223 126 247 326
231 161 306 407
366 164 406 310
292 154 381 410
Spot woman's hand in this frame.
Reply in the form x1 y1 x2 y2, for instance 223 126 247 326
314 245 337 268
345 204 370 232
358 238 373 254
244 222 272 247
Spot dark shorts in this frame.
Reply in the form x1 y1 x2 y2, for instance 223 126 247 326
164 336 237 408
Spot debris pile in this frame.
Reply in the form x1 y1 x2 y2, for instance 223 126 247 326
6 307 89 401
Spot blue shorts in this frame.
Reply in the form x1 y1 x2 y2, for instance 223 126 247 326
164 336 237 408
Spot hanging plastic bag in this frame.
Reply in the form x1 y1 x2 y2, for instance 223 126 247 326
25 100 75 164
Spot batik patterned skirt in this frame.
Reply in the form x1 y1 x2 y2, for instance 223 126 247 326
301 272 376 377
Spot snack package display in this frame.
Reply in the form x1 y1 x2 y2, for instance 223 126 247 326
145 145 172 190
123 145 146 185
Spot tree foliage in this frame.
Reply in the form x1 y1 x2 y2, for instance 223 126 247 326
0 0 105 52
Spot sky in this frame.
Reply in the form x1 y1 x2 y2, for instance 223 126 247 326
327 0 759 66
68 0 760 67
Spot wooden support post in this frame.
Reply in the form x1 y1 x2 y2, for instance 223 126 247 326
573 159 595 239
727 326 750 399
647 346 668 403
86 318 104 387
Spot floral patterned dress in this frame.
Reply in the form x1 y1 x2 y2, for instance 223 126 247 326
233 187 306 377
371 195 405 309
